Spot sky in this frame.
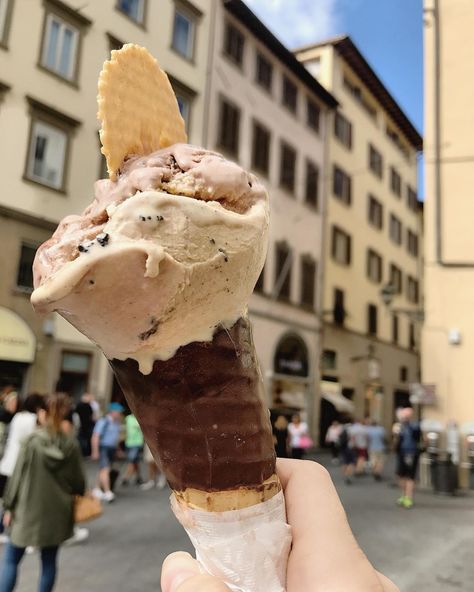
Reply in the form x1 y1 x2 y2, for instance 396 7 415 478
244 0 424 194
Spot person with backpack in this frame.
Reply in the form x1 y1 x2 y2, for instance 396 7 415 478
338 416 356 485
91 402 124 503
0 393 85 592
395 407 421 509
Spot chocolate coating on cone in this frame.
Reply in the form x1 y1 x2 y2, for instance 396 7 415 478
110 317 276 492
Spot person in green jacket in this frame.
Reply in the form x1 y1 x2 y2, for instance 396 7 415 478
121 414 144 486
0 393 86 592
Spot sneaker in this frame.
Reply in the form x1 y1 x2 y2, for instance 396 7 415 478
25 546 35 555
402 497 414 509
65 527 90 546
0 534 9 544
102 490 115 503
140 480 155 491
135 477 144 486
157 475 167 490
92 488 104 500
344 477 353 485
121 479 129 487
396 496 406 506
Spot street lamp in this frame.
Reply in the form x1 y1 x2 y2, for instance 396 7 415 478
379 282 424 322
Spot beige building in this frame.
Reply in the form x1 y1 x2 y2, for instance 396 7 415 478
0 0 211 404
296 37 423 438
423 0 474 429
207 0 337 434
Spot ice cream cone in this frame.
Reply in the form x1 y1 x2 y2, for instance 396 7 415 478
109 317 280 511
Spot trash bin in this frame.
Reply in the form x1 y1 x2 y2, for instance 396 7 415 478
431 452 458 495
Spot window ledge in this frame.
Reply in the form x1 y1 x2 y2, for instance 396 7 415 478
304 201 319 213
169 44 196 65
0 41 8 51
221 52 244 74
36 63 79 89
22 174 67 195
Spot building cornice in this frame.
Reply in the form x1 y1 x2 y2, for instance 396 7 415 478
0 204 58 231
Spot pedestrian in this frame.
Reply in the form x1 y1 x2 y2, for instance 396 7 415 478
0 394 45 499
338 416 356 485
0 395 18 459
0 392 86 592
140 445 166 491
121 414 144 486
273 415 289 458
325 420 342 464
74 393 95 458
446 420 460 465
395 407 421 509
288 414 309 460
350 418 369 475
91 402 124 502
367 420 386 481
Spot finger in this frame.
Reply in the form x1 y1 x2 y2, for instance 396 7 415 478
277 459 384 591
161 552 201 592
174 574 232 592
376 571 400 592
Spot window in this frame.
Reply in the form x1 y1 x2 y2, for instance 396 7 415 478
409 322 416 349
169 76 196 134
300 255 316 308
343 75 377 119
322 349 337 370
279 141 297 193
307 99 320 133
387 125 410 160
25 98 80 191
331 226 351 266
305 160 319 208
407 185 418 212
41 13 79 81
251 120 271 175
400 366 408 383
254 265 265 293
389 214 402 245
334 112 352 148
117 0 145 24
392 314 399 344
368 194 383 229
172 10 195 60
333 288 346 326
0 0 13 47
407 229 419 257
368 143 383 178
389 264 403 294
255 52 272 92
407 276 419 304
367 304 378 336
390 166 401 197
275 242 292 301
367 249 382 283
224 21 244 67
282 75 297 113
16 244 37 291
333 165 351 205
217 97 240 156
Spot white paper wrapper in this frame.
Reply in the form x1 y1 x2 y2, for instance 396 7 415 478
170 490 292 592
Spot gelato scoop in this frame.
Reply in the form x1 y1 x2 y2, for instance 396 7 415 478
32 144 268 374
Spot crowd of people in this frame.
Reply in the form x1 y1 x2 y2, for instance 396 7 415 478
0 387 166 591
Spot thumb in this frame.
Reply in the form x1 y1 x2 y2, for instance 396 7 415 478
161 552 231 592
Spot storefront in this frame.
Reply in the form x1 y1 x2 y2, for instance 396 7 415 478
270 333 313 423
0 307 36 394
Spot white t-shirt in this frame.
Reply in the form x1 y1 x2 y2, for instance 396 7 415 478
288 422 308 448
0 412 38 477
349 422 368 449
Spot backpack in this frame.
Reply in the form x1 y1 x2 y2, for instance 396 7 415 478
338 427 349 449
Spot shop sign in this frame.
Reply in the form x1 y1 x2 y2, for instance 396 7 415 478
0 307 36 363
409 383 437 405
274 335 309 377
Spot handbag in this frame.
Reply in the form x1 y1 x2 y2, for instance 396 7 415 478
74 493 102 523
299 435 314 450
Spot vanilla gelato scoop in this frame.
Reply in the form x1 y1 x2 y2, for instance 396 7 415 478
32 144 269 374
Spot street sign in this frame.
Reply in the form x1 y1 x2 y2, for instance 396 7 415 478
409 383 437 405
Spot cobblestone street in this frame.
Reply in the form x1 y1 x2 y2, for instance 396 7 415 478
1 455 472 591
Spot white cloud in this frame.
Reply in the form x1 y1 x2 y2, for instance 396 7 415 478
244 0 342 48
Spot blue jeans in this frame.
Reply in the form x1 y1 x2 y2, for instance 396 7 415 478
0 543 59 592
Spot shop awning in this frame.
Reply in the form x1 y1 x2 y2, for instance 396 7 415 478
0 307 36 363
321 381 355 413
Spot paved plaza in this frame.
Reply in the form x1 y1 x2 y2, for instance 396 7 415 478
1 455 472 591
